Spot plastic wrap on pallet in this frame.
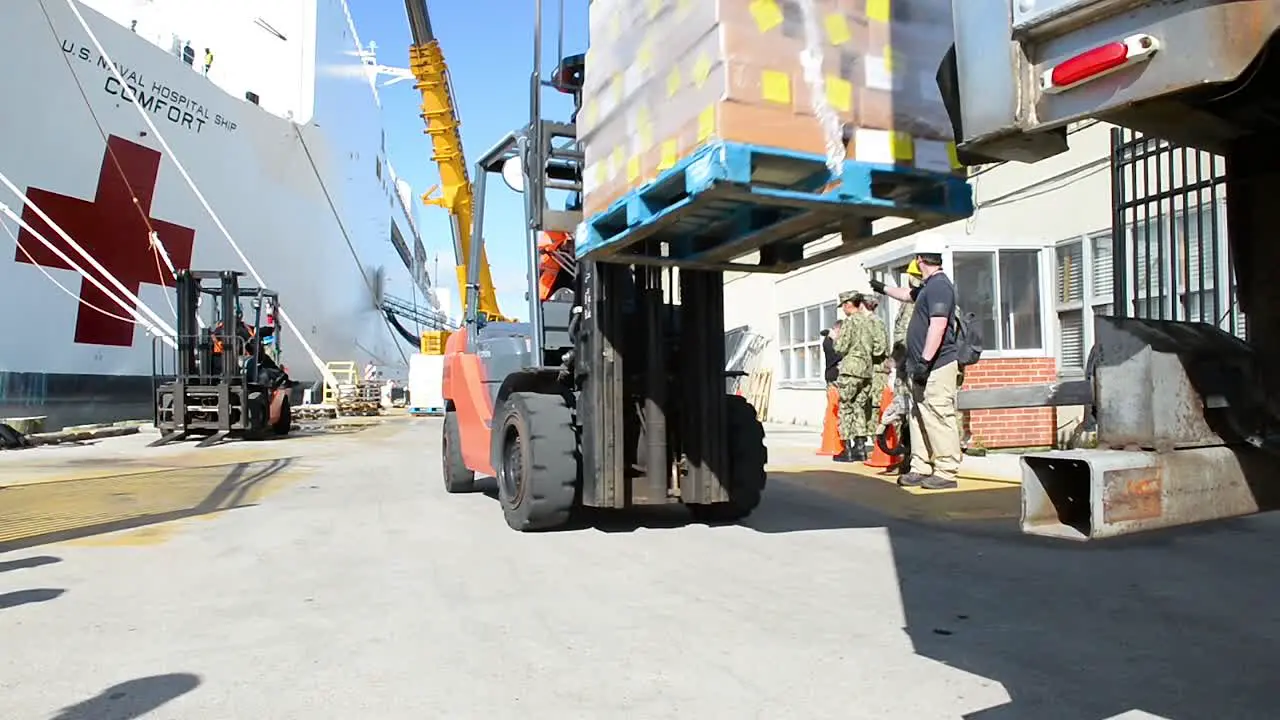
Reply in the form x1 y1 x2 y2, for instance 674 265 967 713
579 0 962 217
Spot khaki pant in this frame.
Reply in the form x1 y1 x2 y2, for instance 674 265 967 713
909 360 962 481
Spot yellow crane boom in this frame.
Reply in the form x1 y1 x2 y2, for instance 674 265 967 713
404 1 508 347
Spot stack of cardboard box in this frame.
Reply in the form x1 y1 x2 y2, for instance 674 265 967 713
579 0 961 217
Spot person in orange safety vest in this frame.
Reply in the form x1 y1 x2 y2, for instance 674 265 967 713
537 231 573 301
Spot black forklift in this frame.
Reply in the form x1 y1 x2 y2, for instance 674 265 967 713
151 270 294 447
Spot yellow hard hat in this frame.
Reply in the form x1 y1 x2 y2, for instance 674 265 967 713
906 258 923 278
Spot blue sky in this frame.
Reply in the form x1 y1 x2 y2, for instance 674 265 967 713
350 0 588 321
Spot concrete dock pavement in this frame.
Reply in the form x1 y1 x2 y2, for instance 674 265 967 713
1 417 1278 718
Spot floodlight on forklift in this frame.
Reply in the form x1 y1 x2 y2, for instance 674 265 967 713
501 155 525 193
1039 34 1160 95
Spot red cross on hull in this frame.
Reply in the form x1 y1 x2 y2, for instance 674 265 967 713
14 135 196 347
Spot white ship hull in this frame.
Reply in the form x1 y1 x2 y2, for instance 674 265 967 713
0 0 436 427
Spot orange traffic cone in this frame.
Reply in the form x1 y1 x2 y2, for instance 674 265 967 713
816 384 843 456
865 386 900 469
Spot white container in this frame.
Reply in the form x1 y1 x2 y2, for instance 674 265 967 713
408 353 445 414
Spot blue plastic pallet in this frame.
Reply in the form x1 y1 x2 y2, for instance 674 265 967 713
576 141 974 273
409 406 444 417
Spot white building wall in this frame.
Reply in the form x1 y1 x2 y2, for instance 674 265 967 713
727 123 1118 427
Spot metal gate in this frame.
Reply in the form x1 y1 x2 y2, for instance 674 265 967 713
1109 127 1246 338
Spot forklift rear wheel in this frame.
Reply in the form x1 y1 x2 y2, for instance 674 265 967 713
244 390 270 440
688 394 768 525
442 409 477 493
494 391 578 532
271 393 292 436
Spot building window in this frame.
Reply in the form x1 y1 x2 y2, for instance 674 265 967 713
953 249 1045 354
1054 231 1113 376
778 301 839 385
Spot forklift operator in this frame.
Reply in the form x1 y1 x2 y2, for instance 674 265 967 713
211 307 255 357
208 307 286 389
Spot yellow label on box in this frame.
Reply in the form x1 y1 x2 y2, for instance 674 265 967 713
659 140 678 171
867 0 890 23
639 122 653 151
637 38 654 70
762 70 791 104
749 0 784 33
608 13 621 41
692 52 712 88
646 0 663 20
610 146 623 175
676 0 693 18
585 100 599 126
824 14 851 46
947 142 961 169
826 76 852 113
891 132 914 162
698 106 715 142
666 67 682 97
627 156 640 183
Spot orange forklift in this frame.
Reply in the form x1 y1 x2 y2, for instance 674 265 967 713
407 0 767 532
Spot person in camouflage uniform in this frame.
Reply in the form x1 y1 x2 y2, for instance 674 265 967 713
833 291 885 462
861 294 891 420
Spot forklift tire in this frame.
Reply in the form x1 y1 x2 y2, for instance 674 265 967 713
493 391 578 532
688 394 767 525
244 390 270 440
442 409 477 494
271 393 292 436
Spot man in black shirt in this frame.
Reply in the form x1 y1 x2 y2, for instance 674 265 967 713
869 240 962 489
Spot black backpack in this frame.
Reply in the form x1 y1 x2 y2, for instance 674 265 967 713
952 309 983 368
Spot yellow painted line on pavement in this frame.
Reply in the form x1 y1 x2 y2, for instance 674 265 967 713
3 448 298 488
769 459 1021 487
0 458 307 551
767 461 1021 524
1 420 404 489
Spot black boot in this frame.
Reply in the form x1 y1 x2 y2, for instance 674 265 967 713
833 440 855 462
851 437 868 461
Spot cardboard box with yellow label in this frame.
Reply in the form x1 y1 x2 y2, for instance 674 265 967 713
579 0 960 217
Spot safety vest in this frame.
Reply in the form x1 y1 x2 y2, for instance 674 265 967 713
212 321 253 355
537 231 573 301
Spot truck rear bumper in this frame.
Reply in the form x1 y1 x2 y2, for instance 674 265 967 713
954 0 1280 162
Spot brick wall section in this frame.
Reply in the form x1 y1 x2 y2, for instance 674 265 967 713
960 357 1058 449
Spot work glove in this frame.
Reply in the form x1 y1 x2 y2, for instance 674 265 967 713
869 278 886 294
910 359 931 385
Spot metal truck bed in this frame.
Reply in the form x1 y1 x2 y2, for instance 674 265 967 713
950 0 1280 162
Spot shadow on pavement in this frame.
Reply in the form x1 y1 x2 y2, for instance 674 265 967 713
0 554 62 572
0 458 295 553
478 466 1019 534
0 587 65 610
51 673 201 720
767 469 1280 719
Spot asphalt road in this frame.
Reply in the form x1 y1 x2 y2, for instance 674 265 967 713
1 418 1277 719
